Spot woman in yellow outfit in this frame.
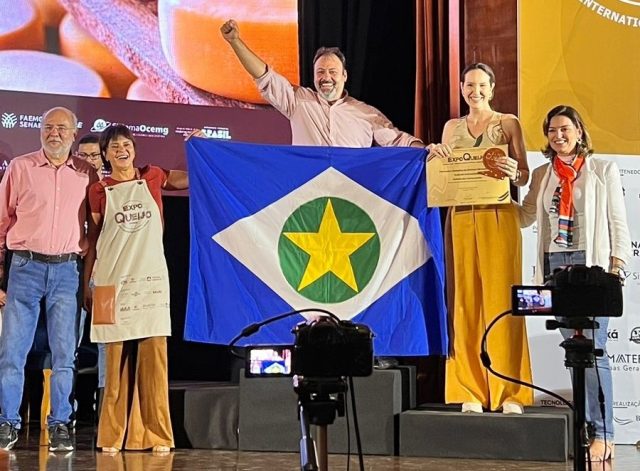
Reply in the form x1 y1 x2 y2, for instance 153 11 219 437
430 63 533 413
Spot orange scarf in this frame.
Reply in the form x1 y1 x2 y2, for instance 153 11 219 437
549 154 585 247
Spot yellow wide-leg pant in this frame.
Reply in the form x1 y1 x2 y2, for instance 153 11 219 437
97 336 174 450
445 204 533 411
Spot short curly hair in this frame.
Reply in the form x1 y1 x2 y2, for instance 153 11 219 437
313 47 347 71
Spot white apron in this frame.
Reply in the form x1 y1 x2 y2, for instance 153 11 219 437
90 176 171 343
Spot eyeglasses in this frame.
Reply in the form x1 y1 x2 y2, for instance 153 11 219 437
78 152 102 160
43 125 74 135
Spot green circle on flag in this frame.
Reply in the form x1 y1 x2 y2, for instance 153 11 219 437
278 197 380 303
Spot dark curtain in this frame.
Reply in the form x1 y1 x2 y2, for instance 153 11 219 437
411 0 453 404
298 0 416 133
164 196 232 381
298 0 451 405
414 0 451 143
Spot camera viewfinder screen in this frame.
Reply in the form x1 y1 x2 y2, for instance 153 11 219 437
246 346 293 377
513 286 553 315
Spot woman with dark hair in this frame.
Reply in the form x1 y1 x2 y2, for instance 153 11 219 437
520 105 630 461
430 63 533 414
84 124 188 453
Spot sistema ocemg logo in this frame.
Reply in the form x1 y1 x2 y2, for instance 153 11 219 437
1 112 17 129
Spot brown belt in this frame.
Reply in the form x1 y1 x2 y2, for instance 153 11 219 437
13 250 79 264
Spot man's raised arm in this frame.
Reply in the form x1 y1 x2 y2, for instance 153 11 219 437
220 19 267 79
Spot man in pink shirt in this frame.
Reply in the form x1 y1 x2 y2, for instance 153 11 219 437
0 107 97 452
221 21 428 370
221 20 430 149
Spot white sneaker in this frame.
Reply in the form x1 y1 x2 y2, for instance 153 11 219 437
502 402 524 414
461 402 483 413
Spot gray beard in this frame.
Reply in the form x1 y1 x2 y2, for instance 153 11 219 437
318 87 340 102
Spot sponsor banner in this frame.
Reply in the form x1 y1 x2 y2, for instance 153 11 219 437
521 0 640 443
0 89 290 177
519 0 640 156
521 152 640 444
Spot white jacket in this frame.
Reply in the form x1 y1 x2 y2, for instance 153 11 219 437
519 157 631 284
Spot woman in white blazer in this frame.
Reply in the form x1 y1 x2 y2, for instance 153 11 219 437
520 105 630 462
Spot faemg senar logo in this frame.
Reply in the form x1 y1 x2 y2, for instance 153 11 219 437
630 326 640 344
1 112 17 129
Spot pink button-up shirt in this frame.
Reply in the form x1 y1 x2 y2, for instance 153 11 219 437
0 149 97 263
256 68 423 148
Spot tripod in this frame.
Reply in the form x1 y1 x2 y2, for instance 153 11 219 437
295 377 347 471
548 317 602 471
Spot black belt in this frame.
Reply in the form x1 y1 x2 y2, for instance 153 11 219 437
14 250 79 263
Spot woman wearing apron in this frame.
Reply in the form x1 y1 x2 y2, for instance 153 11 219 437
430 63 533 414
84 124 188 452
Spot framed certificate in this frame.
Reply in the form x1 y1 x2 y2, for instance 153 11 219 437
426 145 511 207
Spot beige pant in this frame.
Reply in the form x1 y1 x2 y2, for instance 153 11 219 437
97 337 174 450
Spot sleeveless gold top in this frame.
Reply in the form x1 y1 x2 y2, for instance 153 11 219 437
448 111 507 148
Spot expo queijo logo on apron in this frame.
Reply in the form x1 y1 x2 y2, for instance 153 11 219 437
114 199 153 233
278 197 380 303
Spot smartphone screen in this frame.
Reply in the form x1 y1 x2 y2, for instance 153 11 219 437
512 285 553 316
245 346 294 377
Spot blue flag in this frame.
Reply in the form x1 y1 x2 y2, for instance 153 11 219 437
184 139 447 356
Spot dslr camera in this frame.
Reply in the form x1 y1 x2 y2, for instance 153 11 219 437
246 318 374 378
512 264 623 318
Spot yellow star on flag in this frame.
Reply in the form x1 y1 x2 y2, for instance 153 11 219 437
283 199 375 292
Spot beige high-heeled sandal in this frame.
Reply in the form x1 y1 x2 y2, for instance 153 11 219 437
152 445 171 453
502 401 524 415
461 402 483 413
101 447 120 454
589 439 614 461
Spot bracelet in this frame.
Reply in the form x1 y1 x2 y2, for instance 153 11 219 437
611 264 627 279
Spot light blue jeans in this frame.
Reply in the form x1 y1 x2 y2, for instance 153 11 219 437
87 278 106 389
97 343 106 388
544 251 614 440
0 253 81 428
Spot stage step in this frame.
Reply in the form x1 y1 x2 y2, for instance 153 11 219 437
169 381 239 450
399 405 572 462
238 369 404 455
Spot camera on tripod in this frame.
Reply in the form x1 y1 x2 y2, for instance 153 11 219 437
245 318 374 378
511 264 623 318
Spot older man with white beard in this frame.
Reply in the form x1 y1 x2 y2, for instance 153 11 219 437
221 19 428 149
0 107 97 452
